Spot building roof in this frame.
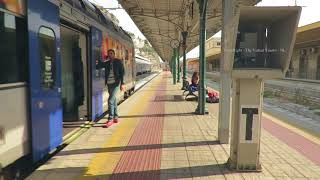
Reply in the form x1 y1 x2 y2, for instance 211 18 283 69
296 21 320 47
297 21 320 33
187 58 200 62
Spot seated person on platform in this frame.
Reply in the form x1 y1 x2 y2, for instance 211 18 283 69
190 71 199 91
183 71 199 96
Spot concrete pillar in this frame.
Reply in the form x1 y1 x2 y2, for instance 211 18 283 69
308 52 318 80
317 54 320 79
292 50 300 78
218 0 239 144
177 46 181 83
229 79 263 171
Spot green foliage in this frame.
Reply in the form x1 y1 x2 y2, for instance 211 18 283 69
140 41 158 59
141 42 153 52
263 91 275 98
127 32 135 39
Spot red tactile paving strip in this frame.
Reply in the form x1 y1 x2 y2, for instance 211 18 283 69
262 117 320 165
110 74 168 180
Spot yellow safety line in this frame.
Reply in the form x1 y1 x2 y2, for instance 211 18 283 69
78 76 163 180
263 112 320 145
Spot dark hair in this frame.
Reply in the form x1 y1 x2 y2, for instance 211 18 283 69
107 49 115 54
191 71 199 85
192 71 199 78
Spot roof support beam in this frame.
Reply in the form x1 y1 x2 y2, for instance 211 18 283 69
129 9 218 16
144 32 176 40
131 14 184 30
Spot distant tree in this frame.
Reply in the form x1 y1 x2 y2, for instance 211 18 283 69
141 41 154 53
109 13 120 25
127 32 135 39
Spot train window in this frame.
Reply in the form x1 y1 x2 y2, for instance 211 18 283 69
38 27 56 90
0 12 27 84
82 0 96 11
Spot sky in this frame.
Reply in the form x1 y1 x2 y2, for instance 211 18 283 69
90 0 146 38
90 0 320 58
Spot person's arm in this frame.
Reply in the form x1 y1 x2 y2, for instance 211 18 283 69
119 61 125 91
96 60 102 69
119 61 125 85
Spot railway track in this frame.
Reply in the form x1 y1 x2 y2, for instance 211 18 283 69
282 78 320 84
265 78 320 106
187 71 320 106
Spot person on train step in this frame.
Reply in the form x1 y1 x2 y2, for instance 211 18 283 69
104 49 125 124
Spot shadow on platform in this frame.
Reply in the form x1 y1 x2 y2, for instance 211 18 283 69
56 141 219 156
117 112 195 119
154 95 185 102
84 163 230 179
28 163 237 179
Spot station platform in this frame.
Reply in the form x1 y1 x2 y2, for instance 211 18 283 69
27 72 320 180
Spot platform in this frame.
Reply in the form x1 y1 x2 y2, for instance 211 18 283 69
27 72 320 180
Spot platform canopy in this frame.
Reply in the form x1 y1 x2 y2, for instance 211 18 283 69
119 0 261 62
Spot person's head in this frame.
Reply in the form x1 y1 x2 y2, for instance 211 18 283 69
192 71 199 84
192 72 199 78
107 49 116 60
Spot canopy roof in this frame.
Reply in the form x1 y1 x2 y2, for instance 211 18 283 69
119 0 261 62
296 21 320 48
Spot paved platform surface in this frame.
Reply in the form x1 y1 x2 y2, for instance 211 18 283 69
27 72 320 180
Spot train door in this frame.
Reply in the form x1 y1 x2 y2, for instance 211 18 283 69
0 3 29 168
60 25 88 133
27 0 62 162
90 27 105 120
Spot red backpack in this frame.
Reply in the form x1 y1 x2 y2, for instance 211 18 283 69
207 91 219 103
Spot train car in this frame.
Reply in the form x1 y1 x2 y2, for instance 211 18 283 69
135 55 152 75
0 0 135 169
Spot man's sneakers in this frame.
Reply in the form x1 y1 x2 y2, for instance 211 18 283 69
104 120 113 128
104 118 119 128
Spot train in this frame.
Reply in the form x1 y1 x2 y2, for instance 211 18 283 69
0 0 137 169
135 55 152 75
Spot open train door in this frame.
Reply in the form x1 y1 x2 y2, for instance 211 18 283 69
90 27 105 120
27 0 62 162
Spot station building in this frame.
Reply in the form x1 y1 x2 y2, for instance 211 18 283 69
289 21 320 80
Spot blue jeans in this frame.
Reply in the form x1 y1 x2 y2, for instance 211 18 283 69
107 83 120 120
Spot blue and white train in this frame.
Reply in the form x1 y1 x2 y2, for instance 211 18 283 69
0 0 137 169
